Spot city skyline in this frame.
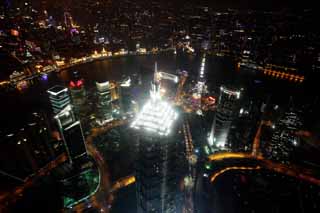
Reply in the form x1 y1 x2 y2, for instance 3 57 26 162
0 1 320 212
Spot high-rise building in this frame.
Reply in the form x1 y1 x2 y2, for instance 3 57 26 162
47 85 71 114
208 86 240 150
69 71 86 109
267 110 302 164
69 82 86 106
131 82 179 213
227 101 261 152
96 81 113 125
119 77 133 115
55 105 87 164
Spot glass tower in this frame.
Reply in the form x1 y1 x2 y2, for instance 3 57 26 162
96 81 113 125
47 85 71 114
131 83 179 213
55 105 87 164
209 86 240 149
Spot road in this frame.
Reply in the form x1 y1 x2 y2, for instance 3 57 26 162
0 119 129 212
207 119 320 186
110 175 136 193
210 166 261 183
182 118 196 213
70 119 129 212
0 153 68 211
252 120 272 157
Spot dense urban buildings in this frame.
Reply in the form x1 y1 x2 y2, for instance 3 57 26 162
266 109 303 164
1 1 320 213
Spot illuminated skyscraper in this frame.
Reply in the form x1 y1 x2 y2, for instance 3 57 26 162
47 85 71 114
131 74 180 213
119 77 133 115
208 86 240 149
268 110 302 164
96 81 113 125
69 71 86 106
55 105 87 164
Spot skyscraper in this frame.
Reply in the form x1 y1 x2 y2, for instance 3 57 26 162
208 86 240 150
119 77 133 115
69 71 86 106
131 80 179 213
96 81 113 125
47 85 71 114
268 110 303 164
55 105 87 164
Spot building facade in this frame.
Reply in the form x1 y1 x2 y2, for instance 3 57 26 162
55 105 87 164
47 85 71 114
208 86 240 150
131 83 180 213
96 81 113 125
268 110 303 164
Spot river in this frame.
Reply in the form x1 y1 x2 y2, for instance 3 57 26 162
0 52 315 133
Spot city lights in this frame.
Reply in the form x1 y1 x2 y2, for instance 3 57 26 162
1 2 320 213
131 97 178 136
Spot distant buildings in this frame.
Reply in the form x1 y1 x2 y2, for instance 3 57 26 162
131 80 180 213
208 86 240 150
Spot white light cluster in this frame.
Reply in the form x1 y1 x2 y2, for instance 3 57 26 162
120 78 131 87
96 81 110 91
131 98 178 136
158 72 179 83
220 86 241 99
54 104 72 119
200 57 206 78
47 87 68 96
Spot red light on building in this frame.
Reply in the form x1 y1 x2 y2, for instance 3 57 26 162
11 29 19 37
69 81 76 88
76 79 83 87
69 79 83 88
208 96 216 103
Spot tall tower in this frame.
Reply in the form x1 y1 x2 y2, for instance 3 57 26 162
268 110 302 164
119 77 133 115
47 85 71 114
69 71 86 107
48 85 87 164
131 65 179 213
208 86 240 149
54 105 87 164
96 81 113 125
64 12 74 28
